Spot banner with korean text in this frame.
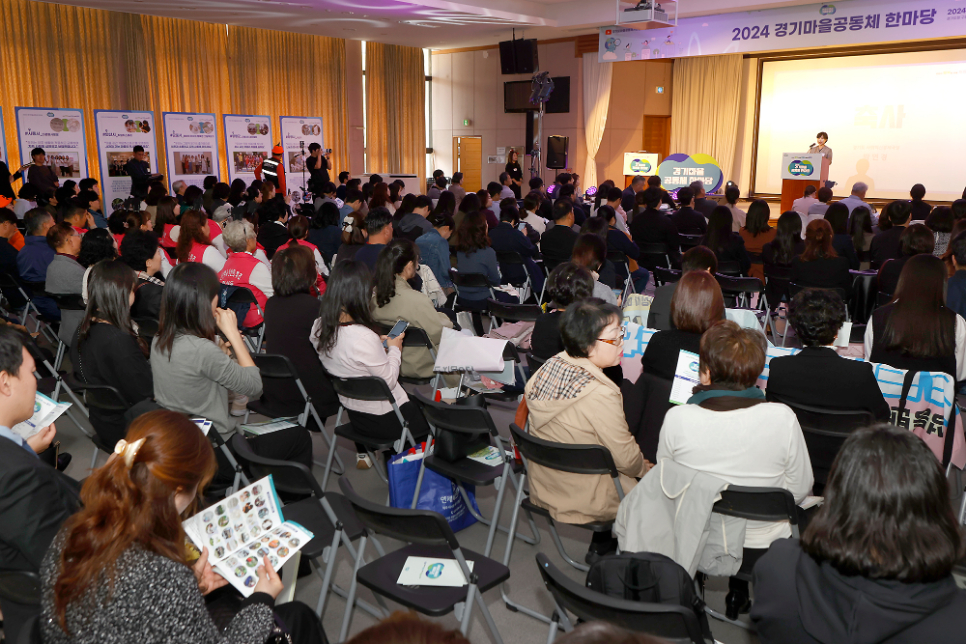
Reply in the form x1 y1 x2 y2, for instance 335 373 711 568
94 110 159 210
223 114 273 186
162 112 219 193
600 1 958 62
279 116 323 198
15 107 88 182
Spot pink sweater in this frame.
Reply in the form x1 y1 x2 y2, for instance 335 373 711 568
312 322 409 415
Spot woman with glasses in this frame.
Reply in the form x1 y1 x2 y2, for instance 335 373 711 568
525 298 650 565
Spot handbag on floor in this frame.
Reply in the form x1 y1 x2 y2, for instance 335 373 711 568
387 448 480 532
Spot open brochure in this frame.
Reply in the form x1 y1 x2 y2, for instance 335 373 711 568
397 556 475 587
182 476 314 597
11 392 71 439
669 350 701 405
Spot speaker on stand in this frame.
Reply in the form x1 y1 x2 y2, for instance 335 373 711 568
546 135 569 170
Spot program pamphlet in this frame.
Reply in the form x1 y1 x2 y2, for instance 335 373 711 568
11 392 71 439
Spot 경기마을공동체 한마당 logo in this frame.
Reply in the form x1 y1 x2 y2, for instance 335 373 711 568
630 158 652 174
788 159 814 177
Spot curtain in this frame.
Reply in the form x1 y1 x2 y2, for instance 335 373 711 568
670 54 743 186
227 26 349 181
365 43 425 176
582 53 613 190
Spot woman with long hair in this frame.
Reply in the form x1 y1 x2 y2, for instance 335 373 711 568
78 228 119 303
453 191 480 230
312 260 430 467
762 211 805 311
175 209 225 272
452 211 507 333
504 148 523 198
865 254 965 381
877 223 935 297
751 424 966 643
791 219 852 296
336 210 367 264
393 193 417 223
287 214 328 279
429 191 456 220
571 234 618 305
368 182 395 214
70 260 152 446
226 178 246 207
926 205 954 257
739 199 776 282
308 201 341 265
152 262 311 475
822 202 859 269
849 205 875 265
372 239 453 380
701 206 751 275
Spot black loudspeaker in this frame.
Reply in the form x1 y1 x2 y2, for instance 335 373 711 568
546 135 569 169
525 112 534 156
514 39 539 74
499 40 517 75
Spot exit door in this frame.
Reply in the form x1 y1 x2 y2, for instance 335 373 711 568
453 136 482 193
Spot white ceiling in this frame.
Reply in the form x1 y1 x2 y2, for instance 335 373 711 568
40 0 823 49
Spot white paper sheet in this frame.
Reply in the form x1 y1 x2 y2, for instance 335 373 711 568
396 556 475 587
669 350 701 405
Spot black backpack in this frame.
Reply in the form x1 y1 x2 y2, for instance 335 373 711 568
586 551 713 641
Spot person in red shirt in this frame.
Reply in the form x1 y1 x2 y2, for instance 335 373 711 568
254 145 286 197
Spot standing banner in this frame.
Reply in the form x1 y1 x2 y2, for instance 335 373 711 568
600 1 952 62
279 116 323 197
15 107 88 182
161 112 219 193
94 110 158 211
223 114 273 186
0 107 8 180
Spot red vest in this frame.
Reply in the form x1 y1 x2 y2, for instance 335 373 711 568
185 241 211 264
113 233 125 252
294 239 326 294
218 252 267 327
161 224 177 249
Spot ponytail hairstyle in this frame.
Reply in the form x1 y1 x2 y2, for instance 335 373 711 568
53 410 217 631
175 209 212 262
341 211 368 245
801 218 838 262
374 238 420 308
287 214 310 248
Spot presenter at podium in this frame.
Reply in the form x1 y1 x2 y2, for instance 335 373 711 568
808 131 832 188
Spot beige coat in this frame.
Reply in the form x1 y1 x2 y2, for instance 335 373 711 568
524 352 646 524
372 275 453 380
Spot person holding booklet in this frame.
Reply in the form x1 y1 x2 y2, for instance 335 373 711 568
41 410 325 644
655 320 813 621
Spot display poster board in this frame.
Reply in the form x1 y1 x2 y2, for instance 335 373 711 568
94 110 159 209
279 116 323 196
16 107 89 182
162 111 219 192
223 114 273 185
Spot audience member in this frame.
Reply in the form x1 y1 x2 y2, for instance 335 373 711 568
449 172 466 210
255 199 291 260
45 222 85 344
701 206 751 275
430 191 456 221
642 271 724 380
120 230 164 319
336 209 368 264
154 196 180 250
452 212 505 332
723 185 746 231
12 183 39 220
287 215 328 279
822 202 859 269
909 182 932 221
417 212 455 294
870 200 912 267
312 260 430 468
152 262 310 475
344 612 472 644
530 263 595 363
671 186 708 235
308 201 342 265
339 189 364 228
601 186 629 233
335 171 350 201
877 223 935 296
63 202 94 234
479 186 500 228
571 234 618 305
770 288 888 414
0 326 80 644
791 219 852 296
262 245 339 429
791 185 818 217
629 187 682 269
647 175 676 209
541 200 580 271
752 424 966 644
865 254 965 381
372 239 453 381
397 195 434 239
175 209 225 272
521 192 549 238
525 298 649 563
369 182 395 215
599 205 649 292
739 199 776 282
78 228 119 301
657 320 813 619
647 245 717 331
839 182 877 219
945 233 966 321
219 220 273 328
17 208 59 319
70 261 152 446
489 200 543 292
849 206 875 263
621 176 646 213
926 205 953 257
354 207 394 271
807 186 833 221
452 191 480 230
691 180 717 219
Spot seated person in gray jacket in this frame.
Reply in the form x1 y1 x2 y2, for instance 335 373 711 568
45 223 85 344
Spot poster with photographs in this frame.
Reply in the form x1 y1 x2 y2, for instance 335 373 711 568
182 476 313 598
162 112 219 193
15 107 89 182
279 116 322 197
223 114 273 186
94 110 158 210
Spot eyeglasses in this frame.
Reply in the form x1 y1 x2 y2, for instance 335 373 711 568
597 326 626 346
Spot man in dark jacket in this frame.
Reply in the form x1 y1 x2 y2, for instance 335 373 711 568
489 208 543 294
647 246 717 330
670 186 708 235
124 145 161 200
947 234 966 321
540 201 579 272
869 200 911 268
629 187 681 269
691 180 717 219
621 175 646 214
0 327 82 643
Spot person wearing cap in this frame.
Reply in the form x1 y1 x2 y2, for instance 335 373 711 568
255 145 287 198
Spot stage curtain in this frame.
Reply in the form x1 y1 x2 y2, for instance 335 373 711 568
227 26 349 187
582 52 613 190
670 54 743 187
365 43 425 176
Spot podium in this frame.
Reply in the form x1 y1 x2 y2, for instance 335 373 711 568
779 152 829 213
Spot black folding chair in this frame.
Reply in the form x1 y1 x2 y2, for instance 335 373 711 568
0 570 42 644
133 316 159 341
450 268 496 335
700 486 800 630
716 260 742 277
607 250 634 301
679 234 703 250
0 274 57 346
49 293 85 371
501 423 626 625
243 353 346 479
62 374 129 470
412 391 537 558
228 434 374 621
337 478 511 643
495 250 535 301
225 287 265 353
638 242 672 269
322 375 418 492
375 323 441 391
537 554 713 644
25 336 90 439
653 267 682 287
767 393 874 494
714 274 777 340
486 298 542 325
526 353 547 380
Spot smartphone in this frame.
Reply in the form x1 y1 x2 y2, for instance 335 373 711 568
382 319 410 349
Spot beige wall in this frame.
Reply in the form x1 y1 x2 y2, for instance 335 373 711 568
345 40 365 177
432 46 673 190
